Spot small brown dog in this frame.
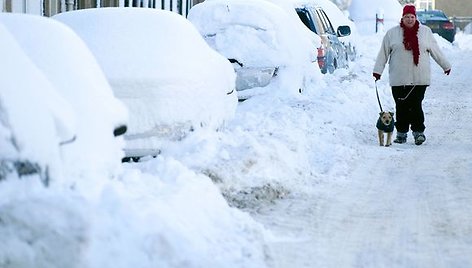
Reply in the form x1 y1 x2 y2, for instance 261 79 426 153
376 111 395 146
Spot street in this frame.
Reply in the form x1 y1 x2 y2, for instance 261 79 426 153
253 36 472 268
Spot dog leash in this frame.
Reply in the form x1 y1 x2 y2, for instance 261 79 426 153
375 81 383 112
397 85 416 101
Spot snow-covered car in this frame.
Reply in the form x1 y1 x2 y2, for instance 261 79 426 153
1 13 129 184
0 23 76 186
54 8 238 159
188 0 321 100
293 2 351 73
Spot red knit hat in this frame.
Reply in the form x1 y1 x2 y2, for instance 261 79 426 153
402 5 416 16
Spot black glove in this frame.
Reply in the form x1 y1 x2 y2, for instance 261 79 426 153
373 73 381 81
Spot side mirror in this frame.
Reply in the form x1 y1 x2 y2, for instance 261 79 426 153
337 25 351 37
114 125 127 137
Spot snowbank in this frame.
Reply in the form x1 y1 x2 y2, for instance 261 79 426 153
349 0 402 35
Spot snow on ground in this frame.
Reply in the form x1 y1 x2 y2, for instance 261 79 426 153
1 2 472 268
249 32 472 268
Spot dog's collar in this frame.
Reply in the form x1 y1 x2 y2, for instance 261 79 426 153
376 118 395 132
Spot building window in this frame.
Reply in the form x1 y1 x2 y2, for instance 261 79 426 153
417 0 434 10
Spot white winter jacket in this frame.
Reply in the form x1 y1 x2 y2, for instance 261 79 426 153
373 24 451 86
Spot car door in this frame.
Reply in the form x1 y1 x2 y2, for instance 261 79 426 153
296 7 333 73
314 7 348 69
296 6 347 73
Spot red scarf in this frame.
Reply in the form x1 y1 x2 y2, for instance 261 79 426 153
400 20 420 65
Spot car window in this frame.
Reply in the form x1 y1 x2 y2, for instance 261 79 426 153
296 8 318 34
316 8 335 34
432 11 447 18
417 10 447 21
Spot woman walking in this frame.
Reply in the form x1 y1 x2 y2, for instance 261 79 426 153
373 4 451 145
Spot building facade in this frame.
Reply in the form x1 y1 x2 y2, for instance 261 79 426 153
414 0 472 30
414 0 472 17
435 0 472 17
416 0 435 10
1 0 195 17
3 0 471 29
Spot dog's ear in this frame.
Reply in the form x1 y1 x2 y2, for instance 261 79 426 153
379 112 383 116
389 112 394 116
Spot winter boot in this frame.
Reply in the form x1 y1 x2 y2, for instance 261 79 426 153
413 132 426 145
393 132 407 144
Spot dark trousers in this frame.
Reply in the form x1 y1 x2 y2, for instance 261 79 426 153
391 85 427 133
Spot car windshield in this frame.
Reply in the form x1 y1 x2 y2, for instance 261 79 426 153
203 24 282 67
417 10 448 21
296 8 318 34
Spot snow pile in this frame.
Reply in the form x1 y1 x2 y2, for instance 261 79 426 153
0 164 269 268
330 0 351 10
455 31 472 50
465 22 472 34
349 0 402 35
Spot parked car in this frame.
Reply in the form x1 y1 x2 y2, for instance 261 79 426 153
416 9 456 43
1 13 129 185
0 23 76 186
303 0 359 62
294 2 351 74
54 8 238 160
188 0 321 100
